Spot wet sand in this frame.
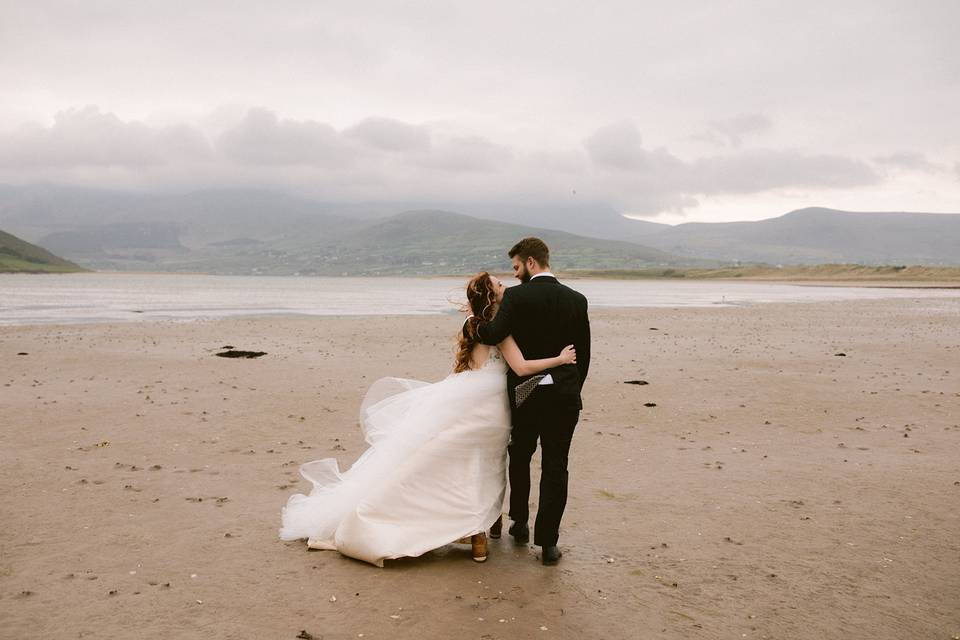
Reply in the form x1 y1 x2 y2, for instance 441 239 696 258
2 298 959 639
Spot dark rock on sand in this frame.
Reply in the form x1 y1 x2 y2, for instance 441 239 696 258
215 350 267 359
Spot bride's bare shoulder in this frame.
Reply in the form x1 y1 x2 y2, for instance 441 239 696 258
468 343 492 369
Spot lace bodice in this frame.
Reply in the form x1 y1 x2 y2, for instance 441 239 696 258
482 346 504 369
463 345 506 374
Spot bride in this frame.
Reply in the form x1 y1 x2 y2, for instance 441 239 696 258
279 271 576 566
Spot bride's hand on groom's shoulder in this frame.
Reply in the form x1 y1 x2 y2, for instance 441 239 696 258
560 345 577 364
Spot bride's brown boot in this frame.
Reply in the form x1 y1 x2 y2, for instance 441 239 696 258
489 515 503 539
471 533 488 563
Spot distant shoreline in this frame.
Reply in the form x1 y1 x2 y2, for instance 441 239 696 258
557 264 960 286
4 264 960 287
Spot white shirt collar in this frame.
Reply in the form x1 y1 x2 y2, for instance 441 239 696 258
530 272 555 280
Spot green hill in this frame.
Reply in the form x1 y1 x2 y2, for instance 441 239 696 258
113 209 704 276
299 209 693 275
0 229 88 273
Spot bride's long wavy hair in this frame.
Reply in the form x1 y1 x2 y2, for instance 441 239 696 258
454 272 499 373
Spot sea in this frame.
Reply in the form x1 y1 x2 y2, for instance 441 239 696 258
1 272 958 325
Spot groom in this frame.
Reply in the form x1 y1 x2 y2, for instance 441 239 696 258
473 237 590 565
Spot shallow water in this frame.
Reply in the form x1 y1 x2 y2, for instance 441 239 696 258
1 272 958 325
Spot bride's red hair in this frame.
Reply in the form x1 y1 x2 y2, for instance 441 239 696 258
454 272 499 373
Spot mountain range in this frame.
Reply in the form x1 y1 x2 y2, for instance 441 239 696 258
1 184 958 274
621 207 960 266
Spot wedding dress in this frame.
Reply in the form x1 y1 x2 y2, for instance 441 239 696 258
279 347 510 566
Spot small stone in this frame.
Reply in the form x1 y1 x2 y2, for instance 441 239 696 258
329 595 337 602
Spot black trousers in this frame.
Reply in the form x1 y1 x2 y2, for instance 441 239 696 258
507 386 580 547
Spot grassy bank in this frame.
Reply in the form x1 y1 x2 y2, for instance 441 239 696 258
0 255 89 273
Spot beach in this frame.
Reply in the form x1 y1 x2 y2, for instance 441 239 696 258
2 298 959 639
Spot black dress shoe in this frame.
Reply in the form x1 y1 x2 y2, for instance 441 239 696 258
489 515 503 539
541 545 562 566
508 522 529 544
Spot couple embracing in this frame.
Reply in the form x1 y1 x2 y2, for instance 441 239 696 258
280 237 591 567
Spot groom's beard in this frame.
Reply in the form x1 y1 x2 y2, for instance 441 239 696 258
517 265 531 283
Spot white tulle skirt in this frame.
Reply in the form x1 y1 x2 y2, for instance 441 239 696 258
280 362 510 566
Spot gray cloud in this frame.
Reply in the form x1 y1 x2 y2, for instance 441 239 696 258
0 107 916 216
690 150 880 193
584 122 685 173
1 2 958 220
418 136 512 172
695 113 773 148
873 151 939 173
216 109 351 166
0 106 210 168
582 122 880 211
343 117 430 152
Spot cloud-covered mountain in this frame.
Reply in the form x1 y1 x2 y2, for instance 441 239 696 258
2 185 957 271
0 185 692 274
625 208 960 266
456 203 960 266
462 202 960 266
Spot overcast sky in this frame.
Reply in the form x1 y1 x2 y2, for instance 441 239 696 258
1 0 958 223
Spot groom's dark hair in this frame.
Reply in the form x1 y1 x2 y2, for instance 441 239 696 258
509 237 550 268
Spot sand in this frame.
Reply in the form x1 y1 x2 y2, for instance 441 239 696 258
2 298 959 639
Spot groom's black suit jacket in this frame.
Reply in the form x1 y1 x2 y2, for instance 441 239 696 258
476 275 590 411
